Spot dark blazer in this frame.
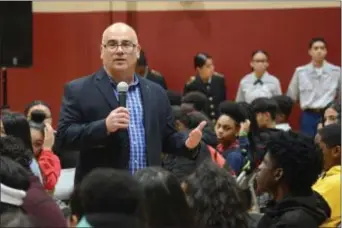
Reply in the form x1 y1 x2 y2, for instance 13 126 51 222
56 68 194 184
183 73 226 121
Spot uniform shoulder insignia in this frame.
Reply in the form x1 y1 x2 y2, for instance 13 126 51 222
151 69 162 77
187 76 196 85
214 72 224 77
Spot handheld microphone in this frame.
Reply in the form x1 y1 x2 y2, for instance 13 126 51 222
117 82 129 107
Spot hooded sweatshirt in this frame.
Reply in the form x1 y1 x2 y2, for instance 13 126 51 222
257 191 331 228
313 165 341 227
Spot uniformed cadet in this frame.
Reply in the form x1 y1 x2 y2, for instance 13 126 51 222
183 53 226 121
236 50 282 104
287 37 341 137
135 50 168 90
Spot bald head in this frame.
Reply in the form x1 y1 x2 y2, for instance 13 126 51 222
100 22 141 83
102 22 138 44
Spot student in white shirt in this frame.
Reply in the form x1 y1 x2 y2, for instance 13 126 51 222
273 95 294 131
236 50 282 104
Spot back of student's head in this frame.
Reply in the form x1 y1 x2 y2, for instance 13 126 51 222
183 159 248 228
181 91 209 114
79 168 145 220
0 210 36 227
0 136 32 171
1 112 33 153
0 156 30 214
251 97 278 120
272 95 293 121
134 167 195 228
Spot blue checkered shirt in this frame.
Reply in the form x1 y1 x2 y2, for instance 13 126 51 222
109 74 147 174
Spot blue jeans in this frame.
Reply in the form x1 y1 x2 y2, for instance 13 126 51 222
300 111 321 137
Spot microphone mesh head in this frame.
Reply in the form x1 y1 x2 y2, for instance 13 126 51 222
117 81 129 92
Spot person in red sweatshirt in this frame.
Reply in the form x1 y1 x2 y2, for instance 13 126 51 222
29 110 61 191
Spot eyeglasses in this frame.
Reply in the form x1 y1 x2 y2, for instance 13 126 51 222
103 40 137 53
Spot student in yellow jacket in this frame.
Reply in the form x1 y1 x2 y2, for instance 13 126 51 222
313 123 341 228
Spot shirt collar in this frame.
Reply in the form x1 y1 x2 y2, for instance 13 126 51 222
107 72 140 90
308 60 330 74
252 71 268 80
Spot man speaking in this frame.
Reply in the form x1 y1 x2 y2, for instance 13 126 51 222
56 23 206 183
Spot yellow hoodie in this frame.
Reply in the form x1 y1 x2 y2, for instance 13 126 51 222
313 165 341 228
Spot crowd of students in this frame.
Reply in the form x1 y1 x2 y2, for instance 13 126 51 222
0 93 340 227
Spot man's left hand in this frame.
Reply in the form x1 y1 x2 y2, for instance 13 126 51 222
185 121 207 149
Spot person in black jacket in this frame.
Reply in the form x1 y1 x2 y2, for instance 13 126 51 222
183 53 226 122
256 131 331 228
135 50 168 90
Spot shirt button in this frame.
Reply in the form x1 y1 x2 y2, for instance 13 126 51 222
134 160 138 164
211 112 215 116
210 104 214 109
209 97 213 101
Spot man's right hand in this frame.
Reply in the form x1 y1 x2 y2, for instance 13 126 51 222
105 107 130 133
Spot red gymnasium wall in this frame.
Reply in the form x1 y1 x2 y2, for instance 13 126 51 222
4 2 341 130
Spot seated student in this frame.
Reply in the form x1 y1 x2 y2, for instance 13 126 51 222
29 110 61 191
313 123 341 227
182 159 248 228
75 168 146 228
256 131 331 228
163 108 223 180
273 95 293 131
134 167 196 228
181 91 209 117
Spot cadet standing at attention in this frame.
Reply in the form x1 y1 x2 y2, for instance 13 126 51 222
183 53 226 122
135 50 168 90
287 37 341 137
235 50 282 104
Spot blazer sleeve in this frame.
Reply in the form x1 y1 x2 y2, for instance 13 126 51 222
56 82 108 150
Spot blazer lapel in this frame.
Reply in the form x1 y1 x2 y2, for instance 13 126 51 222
94 68 118 109
139 77 151 139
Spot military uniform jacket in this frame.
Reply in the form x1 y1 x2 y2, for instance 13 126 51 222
183 72 226 121
144 69 168 90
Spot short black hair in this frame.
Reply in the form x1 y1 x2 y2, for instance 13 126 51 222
184 159 248 228
0 136 33 171
194 52 211 69
219 101 246 124
251 97 278 120
167 90 182 106
318 123 341 148
309 37 327 49
266 131 323 195
1 112 34 153
134 167 195 228
79 168 145 216
137 50 148 66
273 95 294 119
182 91 208 113
176 110 211 130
